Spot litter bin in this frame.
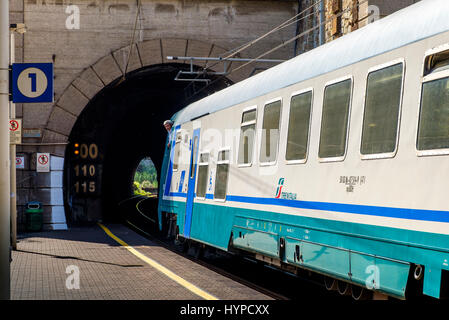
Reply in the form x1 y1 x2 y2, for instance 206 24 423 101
26 201 43 232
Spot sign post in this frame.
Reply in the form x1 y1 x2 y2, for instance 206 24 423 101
0 0 10 300
9 32 18 252
9 61 53 253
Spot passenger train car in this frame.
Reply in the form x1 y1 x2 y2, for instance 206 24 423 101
157 0 449 299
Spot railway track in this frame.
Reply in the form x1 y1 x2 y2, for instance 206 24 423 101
117 195 351 301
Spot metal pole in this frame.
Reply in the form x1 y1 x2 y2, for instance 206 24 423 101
166 56 286 63
0 0 11 300
10 31 16 251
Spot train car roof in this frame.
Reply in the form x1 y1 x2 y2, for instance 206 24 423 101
173 0 449 126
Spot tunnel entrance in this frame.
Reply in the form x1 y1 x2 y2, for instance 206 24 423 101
132 157 158 198
64 63 231 224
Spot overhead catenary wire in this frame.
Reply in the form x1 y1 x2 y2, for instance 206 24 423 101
203 0 325 73
231 0 370 74
184 0 325 96
186 0 371 101
122 0 142 79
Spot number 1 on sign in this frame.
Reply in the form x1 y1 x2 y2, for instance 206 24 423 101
28 73 37 92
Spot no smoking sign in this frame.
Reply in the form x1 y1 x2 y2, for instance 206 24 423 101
36 153 50 172
9 118 21 144
16 156 25 169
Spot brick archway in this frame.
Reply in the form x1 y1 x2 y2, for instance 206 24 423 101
41 38 250 154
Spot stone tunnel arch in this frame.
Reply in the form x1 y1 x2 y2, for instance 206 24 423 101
42 38 250 224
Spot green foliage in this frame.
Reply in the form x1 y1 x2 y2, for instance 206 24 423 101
133 158 158 197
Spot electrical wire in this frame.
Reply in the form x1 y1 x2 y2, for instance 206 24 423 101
203 0 325 72
184 0 325 96
231 0 369 74
186 0 370 101
123 0 142 78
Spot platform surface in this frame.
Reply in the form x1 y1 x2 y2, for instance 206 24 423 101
11 224 271 300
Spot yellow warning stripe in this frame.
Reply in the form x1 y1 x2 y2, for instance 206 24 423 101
98 223 218 300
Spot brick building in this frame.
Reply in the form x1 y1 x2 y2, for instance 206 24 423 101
294 0 421 54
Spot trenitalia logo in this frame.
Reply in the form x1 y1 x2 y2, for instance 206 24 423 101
275 178 284 199
274 178 297 200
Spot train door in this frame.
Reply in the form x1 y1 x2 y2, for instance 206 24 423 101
184 128 200 238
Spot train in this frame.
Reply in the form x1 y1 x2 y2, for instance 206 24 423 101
157 0 449 300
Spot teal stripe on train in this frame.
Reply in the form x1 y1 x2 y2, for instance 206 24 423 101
162 198 449 298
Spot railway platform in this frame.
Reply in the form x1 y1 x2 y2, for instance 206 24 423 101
10 224 271 300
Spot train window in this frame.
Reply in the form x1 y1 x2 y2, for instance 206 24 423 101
214 148 230 201
260 99 282 164
238 108 257 166
190 136 199 178
361 63 404 157
424 50 449 76
218 149 229 161
173 133 182 171
286 90 313 162
319 78 352 160
418 50 449 152
196 152 209 199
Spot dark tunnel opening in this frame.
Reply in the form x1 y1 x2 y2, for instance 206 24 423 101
64 63 232 224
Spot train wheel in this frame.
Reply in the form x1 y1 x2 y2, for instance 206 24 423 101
181 239 190 253
194 244 204 259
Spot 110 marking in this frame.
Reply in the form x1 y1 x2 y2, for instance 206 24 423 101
74 164 96 177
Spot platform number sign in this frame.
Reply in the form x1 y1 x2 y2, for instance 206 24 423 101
12 63 54 103
71 142 101 196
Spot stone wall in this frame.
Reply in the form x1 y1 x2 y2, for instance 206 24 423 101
17 154 67 231
10 0 298 157
324 0 358 42
325 0 421 42
8 0 299 229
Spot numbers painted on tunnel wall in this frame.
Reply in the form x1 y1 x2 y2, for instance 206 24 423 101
78 143 98 160
74 164 96 177
74 143 99 160
74 181 96 193
71 142 101 197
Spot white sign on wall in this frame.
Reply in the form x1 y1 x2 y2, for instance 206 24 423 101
16 156 25 169
9 119 22 145
36 153 50 172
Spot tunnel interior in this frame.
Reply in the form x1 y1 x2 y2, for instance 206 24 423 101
64 63 232 224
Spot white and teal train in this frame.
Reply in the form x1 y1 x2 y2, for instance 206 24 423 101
158 0 449 299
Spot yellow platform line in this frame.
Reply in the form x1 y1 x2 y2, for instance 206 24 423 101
98 223 218 300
